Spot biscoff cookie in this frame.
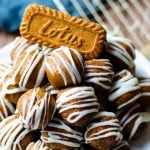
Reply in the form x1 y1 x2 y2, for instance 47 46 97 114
20 4 106 60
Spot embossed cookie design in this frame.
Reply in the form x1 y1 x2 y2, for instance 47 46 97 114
20 4 106 60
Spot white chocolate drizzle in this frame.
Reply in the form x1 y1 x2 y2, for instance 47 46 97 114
85 111 123 143
120 104 150 140
43 83 59 95
107 35 135 69
45 46 84 86
41 118 83 148
26 140 51 150
18 88 55 130
11 44 51 89
111 140 129 150
56 86 99 123
108 70 141 109
84 59 114 90
11 37 30 65
0 115 33 150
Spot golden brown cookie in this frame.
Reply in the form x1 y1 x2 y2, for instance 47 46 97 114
17 88 56 130
20 4 106 60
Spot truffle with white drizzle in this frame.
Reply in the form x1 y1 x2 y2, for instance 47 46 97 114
84 59 114 92
26 140 51 150
0 68 25 121
0 115 39 150
105 35 135 72
138 78 150 108
85 111 123 150
0 69 26 105
117 104 150 141
111 140 130 150
56 86 100 127
17 88 56 130
108 69 141 110
45 46 84 89
12 43 51 89
41 118 83 150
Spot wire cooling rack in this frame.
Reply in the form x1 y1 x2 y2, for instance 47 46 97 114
52 0 150 49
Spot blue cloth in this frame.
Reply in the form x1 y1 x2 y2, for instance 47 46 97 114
0 0 90 32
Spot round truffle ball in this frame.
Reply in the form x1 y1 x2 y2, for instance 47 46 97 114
117 104 150 141
85 111 123 150
56 86 100 127
41 118 83 150
0 115 39 150
45 46 84 89
12 44 50 89
17 88 56 130
105 35 135 72
108 70 140 110
84 59 114 92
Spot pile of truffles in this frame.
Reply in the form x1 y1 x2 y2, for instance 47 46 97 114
0 34 150 150
0 4 150 150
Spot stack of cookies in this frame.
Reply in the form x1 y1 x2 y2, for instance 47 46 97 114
0 4 150 150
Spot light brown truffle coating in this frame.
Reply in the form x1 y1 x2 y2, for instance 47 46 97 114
41 118 83 150
0 70 26 104
117 104 150 141
105 36 135 72
17 88 56 130
84 59 114 92
85 111 123 150
108 70 140 110
56 86 100 127
12 44 48 89
45 46 84 89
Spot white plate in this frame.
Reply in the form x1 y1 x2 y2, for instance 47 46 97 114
0 42 150 150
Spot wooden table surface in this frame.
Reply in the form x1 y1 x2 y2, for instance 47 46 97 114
0 30 150 60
